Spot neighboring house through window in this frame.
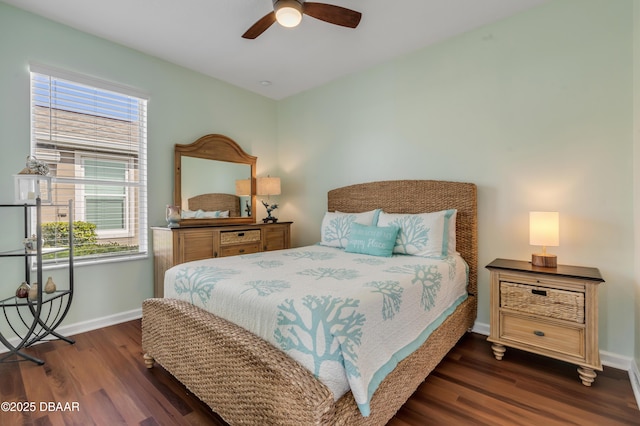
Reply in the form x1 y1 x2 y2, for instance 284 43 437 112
30 64 148 264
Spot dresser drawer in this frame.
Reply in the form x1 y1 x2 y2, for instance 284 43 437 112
500 281 584 323
219 242 261 257
500 312 584 358
178 230 215 262
220 229 261 245
263 225 288 251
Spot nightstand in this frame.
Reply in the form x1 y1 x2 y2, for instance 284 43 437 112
486 258 605 386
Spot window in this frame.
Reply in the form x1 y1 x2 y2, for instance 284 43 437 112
30 64 148 264
83 156 129 236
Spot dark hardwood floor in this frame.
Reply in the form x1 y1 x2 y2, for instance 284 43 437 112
0 319 637 425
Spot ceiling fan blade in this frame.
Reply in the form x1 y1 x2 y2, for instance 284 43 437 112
303 3 362 29
242 11 277 39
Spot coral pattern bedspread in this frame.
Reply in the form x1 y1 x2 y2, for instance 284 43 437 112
163 245 468 416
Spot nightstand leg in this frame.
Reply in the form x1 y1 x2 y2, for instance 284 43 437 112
577 366 597 386
491 343 506 361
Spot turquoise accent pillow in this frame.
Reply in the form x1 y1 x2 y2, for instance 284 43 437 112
345 223 400 257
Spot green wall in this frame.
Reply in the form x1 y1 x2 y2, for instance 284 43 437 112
0 2 277 332
278 0 635 357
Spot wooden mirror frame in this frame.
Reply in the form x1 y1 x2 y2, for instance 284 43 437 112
174 134 256 226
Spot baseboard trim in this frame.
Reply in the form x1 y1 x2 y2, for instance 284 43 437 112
471 321 490 336
0 307 142 354
630 358 640 410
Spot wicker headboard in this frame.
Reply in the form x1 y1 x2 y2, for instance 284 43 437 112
188 193 241 217
328 180 478 297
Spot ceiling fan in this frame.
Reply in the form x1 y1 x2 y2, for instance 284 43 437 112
242 0 362 39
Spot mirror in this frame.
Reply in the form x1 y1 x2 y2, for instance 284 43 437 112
174 134 256 226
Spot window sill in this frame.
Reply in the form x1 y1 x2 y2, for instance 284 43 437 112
40 252 148 271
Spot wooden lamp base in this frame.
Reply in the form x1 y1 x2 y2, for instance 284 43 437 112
532 253 557 268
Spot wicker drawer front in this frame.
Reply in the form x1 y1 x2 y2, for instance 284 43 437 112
219 242 261 257
220 230 261 245
500 313 584 359
500 281 584 323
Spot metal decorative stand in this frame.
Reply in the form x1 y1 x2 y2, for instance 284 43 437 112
0 198 74 365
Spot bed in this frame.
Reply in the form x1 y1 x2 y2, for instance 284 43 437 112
142 179 477 425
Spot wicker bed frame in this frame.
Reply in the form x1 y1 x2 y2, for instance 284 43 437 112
142 179 477 425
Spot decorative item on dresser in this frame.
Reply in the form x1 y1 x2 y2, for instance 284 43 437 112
151 221 292 297
235 178 252 216
165 205 181 228
142 179 478 425
486 258 605 386
257 175 281 223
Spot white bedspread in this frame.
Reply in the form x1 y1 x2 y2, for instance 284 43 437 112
164 245 468 416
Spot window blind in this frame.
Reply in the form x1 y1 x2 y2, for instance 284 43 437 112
29 65 148 264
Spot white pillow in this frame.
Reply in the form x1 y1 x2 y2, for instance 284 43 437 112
319 209 381 248
377 209 457 258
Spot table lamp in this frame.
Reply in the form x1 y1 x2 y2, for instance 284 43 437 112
235 178 252 216
529 211 559 268
257 176 281 223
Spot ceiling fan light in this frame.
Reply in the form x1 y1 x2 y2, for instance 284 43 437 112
274 0 303 28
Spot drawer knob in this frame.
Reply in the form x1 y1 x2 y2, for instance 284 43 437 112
531 289 547 296
239 249 245 253
238 232 245 237
533 330 545 337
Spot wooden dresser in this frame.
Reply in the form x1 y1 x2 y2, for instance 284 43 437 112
151 222 291 297
486 258 604 386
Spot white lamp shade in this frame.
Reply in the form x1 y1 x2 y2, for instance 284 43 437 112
275 0 303 27
235 179 251 196
529 211 559 247
257 176 281 196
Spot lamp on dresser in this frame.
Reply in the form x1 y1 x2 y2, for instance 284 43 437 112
257 176 281 223
235 178 252 217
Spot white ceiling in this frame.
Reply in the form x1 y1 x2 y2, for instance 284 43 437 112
4 0 548 100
